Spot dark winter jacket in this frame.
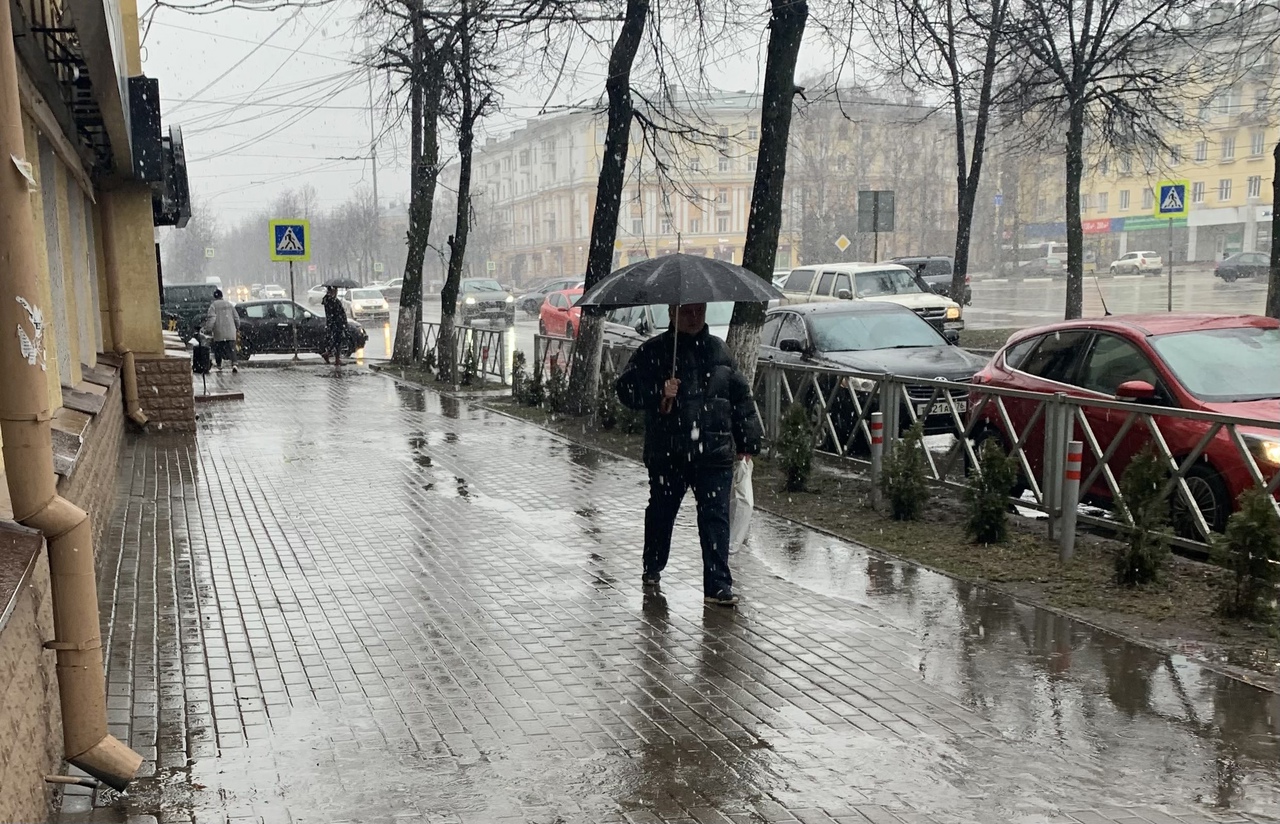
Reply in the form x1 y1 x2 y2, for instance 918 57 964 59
616 326 763 469
322 293 346 331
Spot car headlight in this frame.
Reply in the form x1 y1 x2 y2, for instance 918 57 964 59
1245 435 1280 467
506 295 515 303
464 296 476 305
946 306 961 320
840 376 877 393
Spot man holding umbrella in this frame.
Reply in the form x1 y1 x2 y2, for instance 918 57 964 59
321 284 348 366
594 255 777 607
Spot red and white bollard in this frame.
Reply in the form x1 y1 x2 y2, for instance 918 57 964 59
1060 440 1083 561
870 412 884 510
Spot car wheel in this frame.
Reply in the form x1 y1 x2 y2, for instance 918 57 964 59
967 427 1029 500
1108 266 1117 275
1171 462 1231 538
538 320 547 336
1222 271 1238 283
564 323 575 340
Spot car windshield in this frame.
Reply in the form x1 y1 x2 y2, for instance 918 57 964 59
809 311 944 352
1149 326 1280 402
350 289 382 300
650 302 735 328
854 269 924 297
463 279 503 292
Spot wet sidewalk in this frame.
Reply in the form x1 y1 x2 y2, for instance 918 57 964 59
69 367 1280 824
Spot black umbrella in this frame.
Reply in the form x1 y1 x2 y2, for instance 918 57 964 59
576 253 781 308
322 277 361 289
578 253 783 388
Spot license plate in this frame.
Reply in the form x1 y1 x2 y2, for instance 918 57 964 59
916 399 967 417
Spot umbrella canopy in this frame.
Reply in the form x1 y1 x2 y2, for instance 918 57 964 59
322 278 361 289
576 254 782 308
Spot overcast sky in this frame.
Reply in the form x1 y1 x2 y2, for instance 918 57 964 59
143 1 842 230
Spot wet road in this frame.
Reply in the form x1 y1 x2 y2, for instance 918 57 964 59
68 368 1280 824
967 268 1270 330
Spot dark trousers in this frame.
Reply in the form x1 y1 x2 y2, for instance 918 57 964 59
211 339 236 367
643 462 733 596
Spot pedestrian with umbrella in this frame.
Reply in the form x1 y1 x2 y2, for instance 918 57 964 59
585 254 780 606
321 278 357 366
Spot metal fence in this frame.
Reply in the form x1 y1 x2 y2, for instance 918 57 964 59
517 332 1280 555
421 322 508 385
754 361 1280 555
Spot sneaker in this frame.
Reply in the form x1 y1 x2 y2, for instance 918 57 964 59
641 573 661 589
704 589 739 607
231 366 239 374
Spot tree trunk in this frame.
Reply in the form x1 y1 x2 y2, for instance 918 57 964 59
439 5 477 384
392 8 442 364
1269 139 1280 319
1063 98 1086 319
725 0 808 384
563 0 648 414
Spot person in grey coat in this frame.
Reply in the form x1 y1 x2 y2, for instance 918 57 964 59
203 290 241 373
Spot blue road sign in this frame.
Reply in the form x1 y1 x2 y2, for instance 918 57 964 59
1154 180 1189 219
269 219 311 262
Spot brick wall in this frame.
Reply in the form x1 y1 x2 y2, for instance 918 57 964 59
133 353 195 432
0 543 62 824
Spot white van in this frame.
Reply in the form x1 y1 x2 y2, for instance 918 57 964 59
779 262 964 338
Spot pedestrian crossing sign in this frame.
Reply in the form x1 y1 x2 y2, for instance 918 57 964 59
269 219 311 262
1154 180 1189 219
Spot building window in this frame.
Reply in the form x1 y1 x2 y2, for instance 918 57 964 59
1255 88 1268 111
1081 193 1092 212
1198 99 1212 121
718 156 731 173
660 218 672 234
717 216 730 233
1143 147 1156 172
747 156 757 172
519 150 529 167
1141 188 1154 210
1097 192 1109 212
1252 130 1266 156
748 127 759 141
1195 140 1208 162
1120 157 1133 175
1119 189 1130 211
1248 175 1262 198
716 188 729 205
1222 134 1236 161
689 156 701 172
1099 157 1109 176
717 127 729 150
631 217 643 234
1192 181 1205 203
1219 178 1233 201
1170 145 1182 164
688 217 701 234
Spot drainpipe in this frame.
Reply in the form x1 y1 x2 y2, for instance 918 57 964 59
98 202 148 427
0 0 143 791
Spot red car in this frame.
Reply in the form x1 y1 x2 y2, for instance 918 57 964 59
539 288 583 338
970 314 1280 534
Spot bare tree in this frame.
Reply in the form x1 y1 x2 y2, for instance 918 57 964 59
1001 0 1250 319
160 199 219 283
857 0 1008 303
725 0 809 380
1270 139 1280 319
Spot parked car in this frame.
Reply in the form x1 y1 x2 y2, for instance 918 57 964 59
458 278 516 326
161 283 219 341
603 302 736 347
890 255 973 305
1215 251 1270 282
517 277 582 317
772 269 792 289
234 299 367 359
779 263 965 340
970 313 1280 536
1108 250 1162 275
539 288 583 338
344 288 391 321
382 278 404 302
262 284 287 299
760 302 988 451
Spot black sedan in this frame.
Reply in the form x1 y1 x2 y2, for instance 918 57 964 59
1215 251 1269 283
234 300 368 359
760 302 989 451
